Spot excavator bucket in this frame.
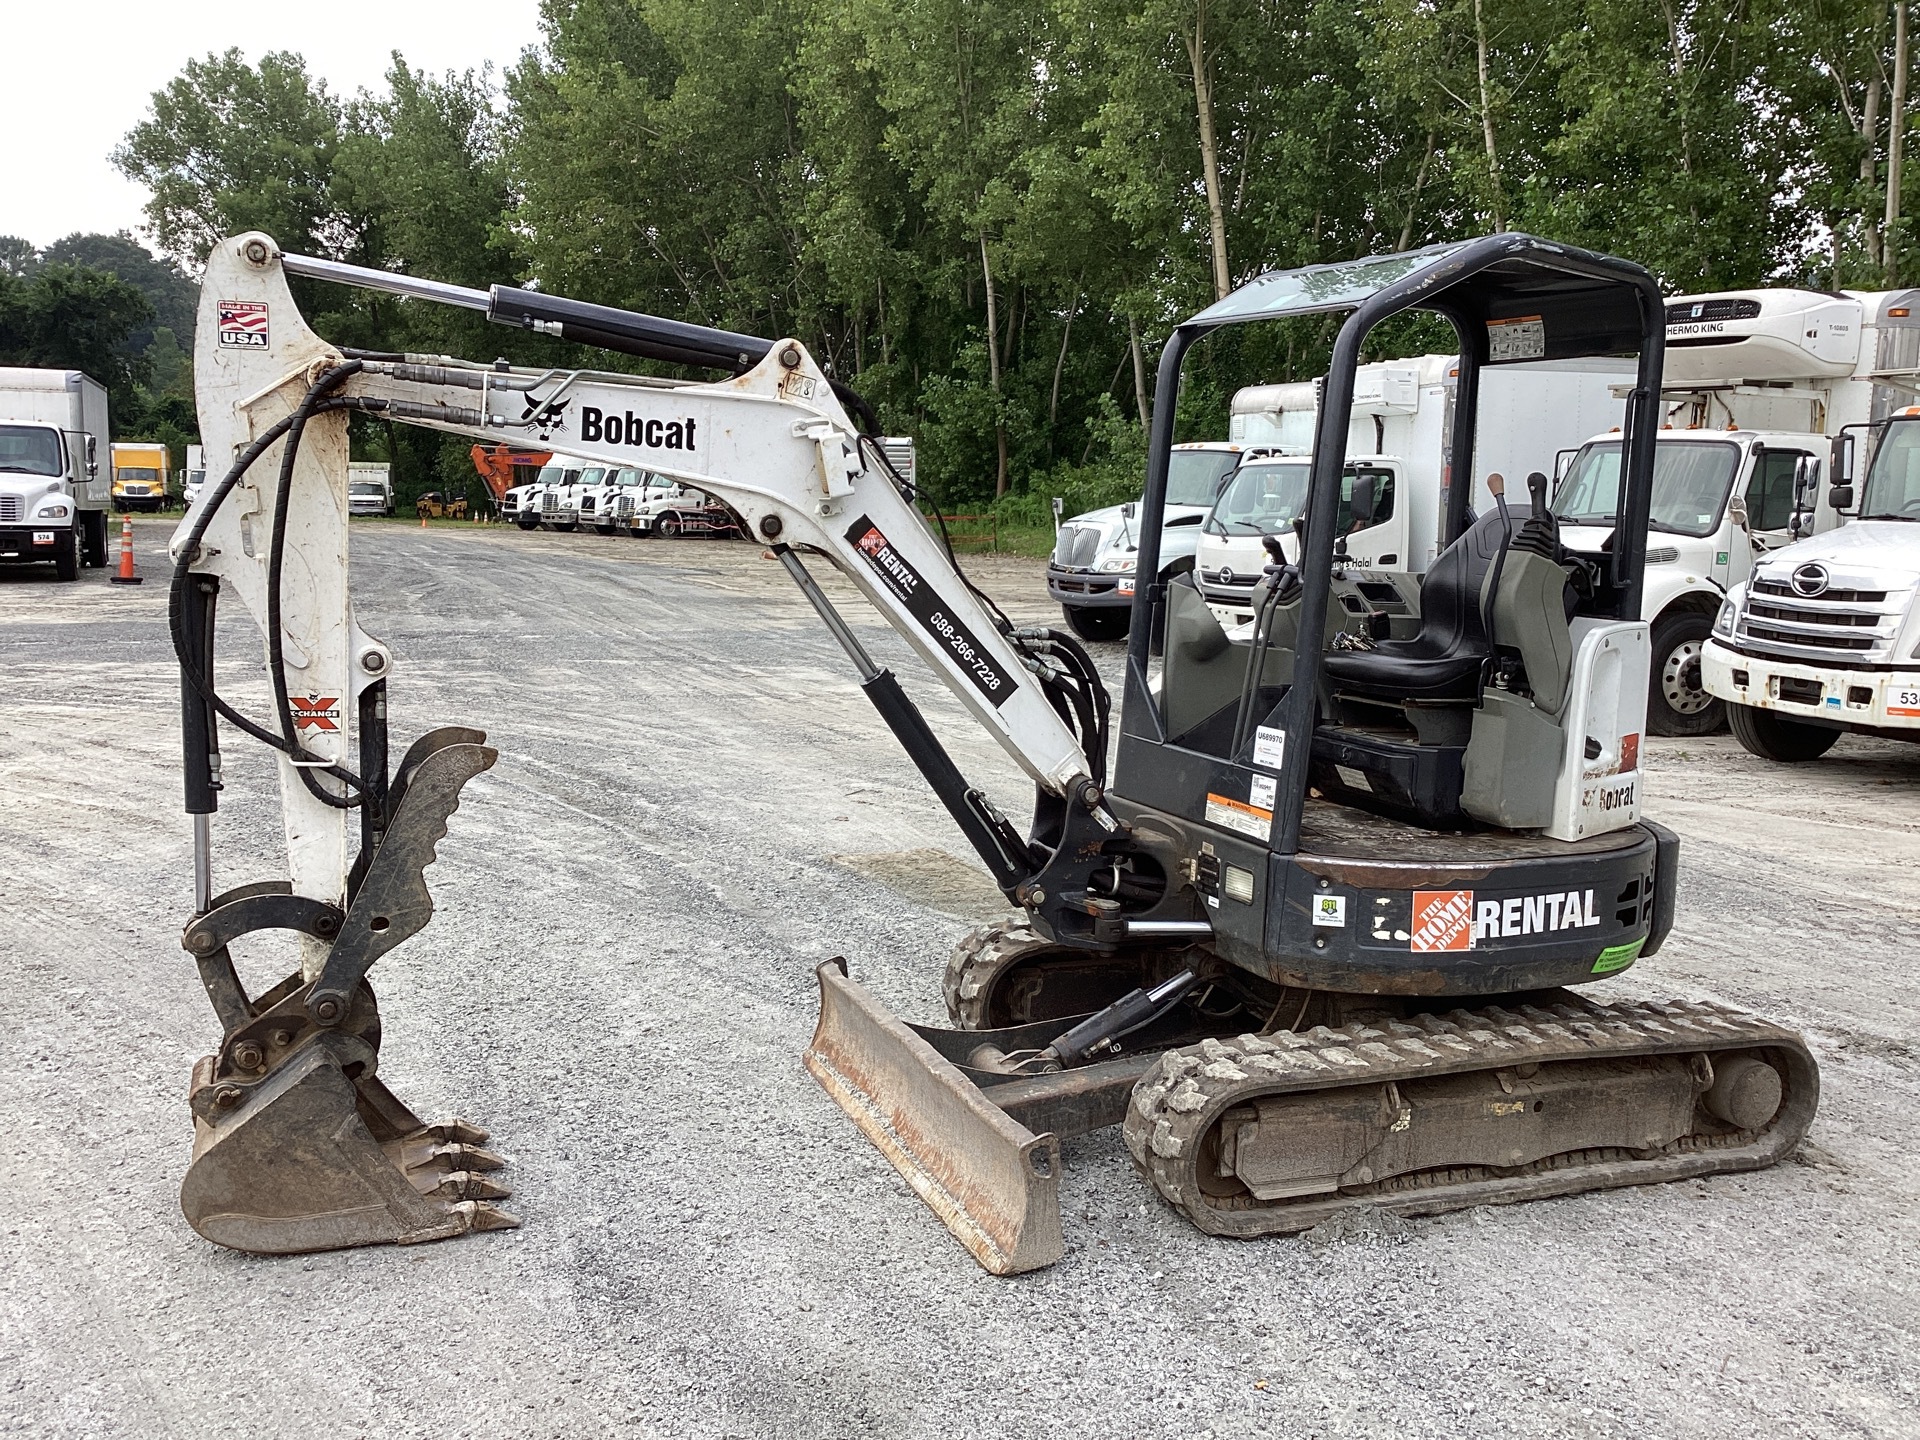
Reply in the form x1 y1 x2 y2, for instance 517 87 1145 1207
181 1037 517 1254
176 731 516 1255
805 958 1065 1275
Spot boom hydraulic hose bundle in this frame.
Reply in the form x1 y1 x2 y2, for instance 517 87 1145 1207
171 232 1816 1269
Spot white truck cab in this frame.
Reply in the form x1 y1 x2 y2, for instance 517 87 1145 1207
1702 409 1920 759
581 465 655 533
502 453 584 529
0 368 111 580
1194 454 1409 626
346 462 394 516
182 444 208 511
1553 426 1842 733
1047 441 1245 641
1551 284 1920 733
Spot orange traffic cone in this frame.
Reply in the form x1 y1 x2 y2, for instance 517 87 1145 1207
110 513 142 585
420 514 428 529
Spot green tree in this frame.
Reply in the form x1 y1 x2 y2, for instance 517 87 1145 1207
114 50 346 266
0 264 155 415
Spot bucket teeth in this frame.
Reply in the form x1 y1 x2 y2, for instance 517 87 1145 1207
414 1120 491 1146
395 1136 508 1174
416 1170 513 1201
451 1201 522 1234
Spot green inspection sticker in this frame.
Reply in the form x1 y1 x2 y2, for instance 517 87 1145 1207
1591 939 1645 974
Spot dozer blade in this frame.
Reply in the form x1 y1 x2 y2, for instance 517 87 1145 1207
181 1033 519 1256
805 959 1064 1276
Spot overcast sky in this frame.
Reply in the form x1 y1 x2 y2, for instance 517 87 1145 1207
0 0 544 252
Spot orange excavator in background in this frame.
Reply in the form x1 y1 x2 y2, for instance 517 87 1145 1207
470 444 551 508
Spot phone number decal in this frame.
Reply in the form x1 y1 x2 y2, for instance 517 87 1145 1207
845 515 1017 709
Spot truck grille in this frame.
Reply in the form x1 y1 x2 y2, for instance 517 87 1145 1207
1733 579 1907 664
1053 524 1101 569
0 497 19 523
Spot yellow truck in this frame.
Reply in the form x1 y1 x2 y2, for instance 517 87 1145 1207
111 441 171 512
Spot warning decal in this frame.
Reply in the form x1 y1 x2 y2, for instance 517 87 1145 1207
218 301 270 349
1487 314 1545 362
1204 792 1272 841
1411 889 1475 952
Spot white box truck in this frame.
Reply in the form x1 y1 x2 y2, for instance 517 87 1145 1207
1194 354 1632 632
1554 285 1919 733
182 444 207 510
347 462 394 516
0 368 111 580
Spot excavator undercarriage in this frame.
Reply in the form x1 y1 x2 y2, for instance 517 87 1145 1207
170 229 1819 1273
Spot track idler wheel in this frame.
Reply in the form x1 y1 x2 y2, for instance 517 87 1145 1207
944 918 1169 1029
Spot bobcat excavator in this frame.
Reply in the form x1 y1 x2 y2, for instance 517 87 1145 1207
170 231 1818 1271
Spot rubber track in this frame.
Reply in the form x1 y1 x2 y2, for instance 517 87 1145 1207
942 918 1057 1029
1122 996 1819 1237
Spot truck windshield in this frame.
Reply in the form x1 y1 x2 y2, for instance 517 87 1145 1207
1554 440 1739 537
0 426 62 476
349 483 384 496
1861 420 1920 520
1167 449 1243 507
1206 462 1311 535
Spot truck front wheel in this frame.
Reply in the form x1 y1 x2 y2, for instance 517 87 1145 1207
52 529 78 582
1063 604 1129 642
1727 703 1840 762
1648 610 1724 737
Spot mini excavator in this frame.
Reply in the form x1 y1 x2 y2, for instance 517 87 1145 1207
171 232 1817 1271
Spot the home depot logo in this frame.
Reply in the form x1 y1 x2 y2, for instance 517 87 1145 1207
1411 889 1474 952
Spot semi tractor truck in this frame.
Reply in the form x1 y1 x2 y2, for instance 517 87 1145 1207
0 367 111 580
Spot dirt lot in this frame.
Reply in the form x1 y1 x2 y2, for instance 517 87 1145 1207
2 520 1916 1439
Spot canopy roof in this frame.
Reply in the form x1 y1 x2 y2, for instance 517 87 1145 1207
1188 234 1658 362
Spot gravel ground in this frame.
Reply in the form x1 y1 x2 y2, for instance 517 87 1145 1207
1 519 1916 1440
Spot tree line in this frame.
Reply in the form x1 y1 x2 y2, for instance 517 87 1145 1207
42 1 1920 511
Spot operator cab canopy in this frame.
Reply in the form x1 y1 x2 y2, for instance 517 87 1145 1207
1131 234 1663 843
1187 235 1655 360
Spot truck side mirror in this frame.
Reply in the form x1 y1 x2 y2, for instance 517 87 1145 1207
85 435 98 477
1727 493 1750 529
1828 484 1855 512
1832 431 1856 485
1051 496 1064 532
1347 473 1379 529
1121 500 1137 521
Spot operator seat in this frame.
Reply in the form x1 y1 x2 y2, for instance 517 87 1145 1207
1320 504 1510 702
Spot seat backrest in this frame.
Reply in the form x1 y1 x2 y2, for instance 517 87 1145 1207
1407 507 1510 659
